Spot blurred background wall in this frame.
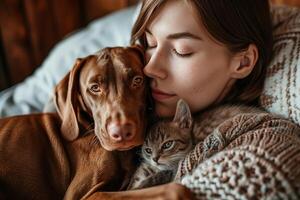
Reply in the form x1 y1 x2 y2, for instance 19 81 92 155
0 0 138 90
0 0 299 90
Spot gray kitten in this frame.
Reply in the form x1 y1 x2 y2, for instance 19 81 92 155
127 99 264 190
127 99 194 190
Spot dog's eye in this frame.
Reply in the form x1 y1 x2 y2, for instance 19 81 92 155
131 76 144 89
89 84 101 93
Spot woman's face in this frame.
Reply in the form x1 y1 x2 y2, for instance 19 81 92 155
144 0 238 117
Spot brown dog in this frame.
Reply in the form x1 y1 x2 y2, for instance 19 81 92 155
0 46 146 199
0 46 193 200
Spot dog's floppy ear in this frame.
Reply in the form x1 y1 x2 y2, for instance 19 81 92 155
54 58 85 141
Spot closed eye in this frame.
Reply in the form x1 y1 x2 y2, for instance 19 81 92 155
172 49 193 57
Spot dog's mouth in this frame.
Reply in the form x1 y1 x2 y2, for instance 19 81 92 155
116 145 136 151
96 131 143 151
100 140 141 151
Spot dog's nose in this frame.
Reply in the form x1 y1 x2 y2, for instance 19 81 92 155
107 122 135 142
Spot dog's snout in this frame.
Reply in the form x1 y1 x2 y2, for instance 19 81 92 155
107 122 135 142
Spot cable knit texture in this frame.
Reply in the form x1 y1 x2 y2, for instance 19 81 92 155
177 113 300 199
178 6 300 199
260 5 300 126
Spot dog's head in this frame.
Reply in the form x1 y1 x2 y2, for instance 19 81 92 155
54 46 146 151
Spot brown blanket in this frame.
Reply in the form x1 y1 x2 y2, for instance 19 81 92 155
177 112 300 199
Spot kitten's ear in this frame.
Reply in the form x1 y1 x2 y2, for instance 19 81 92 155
173 99 193 129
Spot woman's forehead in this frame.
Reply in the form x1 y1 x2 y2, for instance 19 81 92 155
146 1 205 39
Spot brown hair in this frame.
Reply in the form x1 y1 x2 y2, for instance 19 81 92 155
131 0 273 105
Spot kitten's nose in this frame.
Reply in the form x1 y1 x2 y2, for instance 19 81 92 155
152 156 159 163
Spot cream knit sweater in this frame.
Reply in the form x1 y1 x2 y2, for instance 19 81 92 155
177 113 300 199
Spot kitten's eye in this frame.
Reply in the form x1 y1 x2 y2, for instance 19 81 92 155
144 148 152 155
89 83 101 94
162 141 174 150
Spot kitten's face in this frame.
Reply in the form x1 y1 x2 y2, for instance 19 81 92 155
141 121 193 170
141 99 194 170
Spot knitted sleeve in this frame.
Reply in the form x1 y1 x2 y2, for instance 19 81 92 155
176 113 300 199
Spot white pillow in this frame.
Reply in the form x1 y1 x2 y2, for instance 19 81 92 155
0 4 141 117
260 5 300 125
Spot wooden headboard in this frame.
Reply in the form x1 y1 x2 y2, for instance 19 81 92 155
0 0 138 90
0 0 299 90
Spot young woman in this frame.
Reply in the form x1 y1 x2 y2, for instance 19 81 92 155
131 0 273 117
114 0 300 199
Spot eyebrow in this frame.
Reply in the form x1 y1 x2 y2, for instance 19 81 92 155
145 29 202 41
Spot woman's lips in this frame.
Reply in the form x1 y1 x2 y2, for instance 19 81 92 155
151 89 176 101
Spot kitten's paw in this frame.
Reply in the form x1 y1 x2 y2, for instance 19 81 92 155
138 170 174 188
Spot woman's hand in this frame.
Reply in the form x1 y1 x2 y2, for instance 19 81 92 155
159 182 195 200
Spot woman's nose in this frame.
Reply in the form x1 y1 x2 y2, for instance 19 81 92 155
143 49 167 80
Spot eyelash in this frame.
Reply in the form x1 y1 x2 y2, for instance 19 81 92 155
172 49 193 58
146 45 193 58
